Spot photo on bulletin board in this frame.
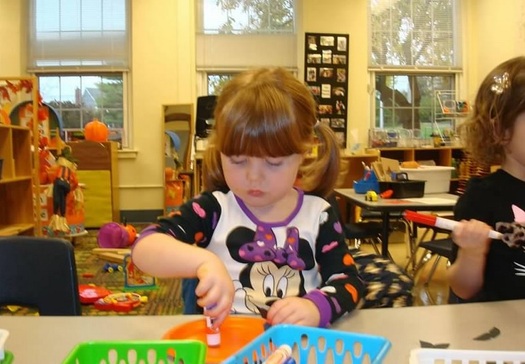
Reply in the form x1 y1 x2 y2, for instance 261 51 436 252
304 32 349 148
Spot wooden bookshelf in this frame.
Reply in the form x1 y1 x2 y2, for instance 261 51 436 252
0 76 41 236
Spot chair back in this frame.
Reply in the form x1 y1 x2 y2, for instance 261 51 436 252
0 236 82 315
163 105 194 171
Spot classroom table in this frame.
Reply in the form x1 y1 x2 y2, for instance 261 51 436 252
1 299 523 363
334 189 458 258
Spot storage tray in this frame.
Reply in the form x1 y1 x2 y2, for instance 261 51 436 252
379 180 425 198
409 348 525 364
62 340 206 364
354 179 380 194
223 324 391 364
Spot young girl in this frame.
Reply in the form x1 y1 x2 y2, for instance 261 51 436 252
448 56 525 302
132 67 364 328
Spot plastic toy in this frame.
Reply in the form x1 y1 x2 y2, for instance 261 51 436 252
103 262 123 273
97 222 129 248
124 254 157 290
94 292 147 312
365 190 378 202
78 284 111 304
97 221 138 248
379 189 394 199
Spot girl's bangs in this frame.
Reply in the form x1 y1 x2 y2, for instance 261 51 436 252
218 114 306 157
218 101 308 157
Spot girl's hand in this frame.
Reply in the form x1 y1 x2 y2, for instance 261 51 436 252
266 297 321 327
194 256 234 327
452 219 493 256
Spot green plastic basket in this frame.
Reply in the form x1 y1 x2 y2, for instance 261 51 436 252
62 340 206 364
0 351 14 364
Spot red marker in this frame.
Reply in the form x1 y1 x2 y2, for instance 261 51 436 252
403 210 503 240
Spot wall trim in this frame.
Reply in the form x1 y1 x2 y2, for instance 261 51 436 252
120 209 163 224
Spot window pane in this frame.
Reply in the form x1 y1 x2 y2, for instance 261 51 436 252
207 74 234 95
201 0 295 34
369 0 458 67
374 73 454 134
29 0 129 70
39 74 124 145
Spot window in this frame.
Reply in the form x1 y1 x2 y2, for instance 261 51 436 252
28 0 130 147
206 74 235 95
196 0 297 96
369 0 461 137
200 0 295 35
38 74 125 142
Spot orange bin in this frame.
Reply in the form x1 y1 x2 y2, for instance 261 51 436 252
163 316 266 364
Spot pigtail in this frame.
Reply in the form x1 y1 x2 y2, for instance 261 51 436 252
202 133 227 192
299 122 341 198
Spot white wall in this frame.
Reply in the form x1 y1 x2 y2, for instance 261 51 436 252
1 0 524 213
118 0 196 211
0 1 23 76
466 0 525 99
302 0 369 151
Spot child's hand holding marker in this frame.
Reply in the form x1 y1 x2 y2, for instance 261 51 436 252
403 210 503 240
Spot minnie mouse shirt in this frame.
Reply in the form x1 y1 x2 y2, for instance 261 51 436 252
138 188 364 326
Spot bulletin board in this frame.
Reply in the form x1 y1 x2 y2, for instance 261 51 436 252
304 32 349 147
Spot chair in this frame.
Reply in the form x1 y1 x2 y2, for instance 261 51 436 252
410 237 453 285
0 236 82 315
163 105 193 171
328 195 391 259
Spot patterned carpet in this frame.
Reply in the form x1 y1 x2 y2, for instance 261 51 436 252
0 229 184 316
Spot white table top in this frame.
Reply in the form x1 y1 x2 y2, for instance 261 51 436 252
334 188 458 213
1 299 523 363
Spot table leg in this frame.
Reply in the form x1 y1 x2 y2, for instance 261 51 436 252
381 212 390 258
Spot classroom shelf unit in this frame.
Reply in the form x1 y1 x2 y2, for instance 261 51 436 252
0 76 41 236
371 146 465 193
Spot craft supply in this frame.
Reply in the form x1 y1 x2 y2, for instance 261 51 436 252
263 344 292 364
0 329 9 360
403 210 503 240
204 308 221 347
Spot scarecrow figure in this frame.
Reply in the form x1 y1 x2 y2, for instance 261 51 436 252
48 149 78 233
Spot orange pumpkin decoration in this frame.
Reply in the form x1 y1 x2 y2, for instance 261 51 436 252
123 223 137 245
84 118 109 142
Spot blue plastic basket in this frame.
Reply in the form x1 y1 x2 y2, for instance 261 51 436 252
353 179 380 194
353 170 380 194
223 324 391 364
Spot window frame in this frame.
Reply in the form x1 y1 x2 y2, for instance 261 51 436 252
368 0 462 140
28 0 131 148
37 71 130 148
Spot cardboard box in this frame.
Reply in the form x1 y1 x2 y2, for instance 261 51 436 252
399 166 454 194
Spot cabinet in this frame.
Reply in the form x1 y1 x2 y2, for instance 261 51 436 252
0 77 41 236
0 125 36 235
67 141 119 227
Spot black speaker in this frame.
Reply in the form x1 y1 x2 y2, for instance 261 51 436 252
196 95 217 138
